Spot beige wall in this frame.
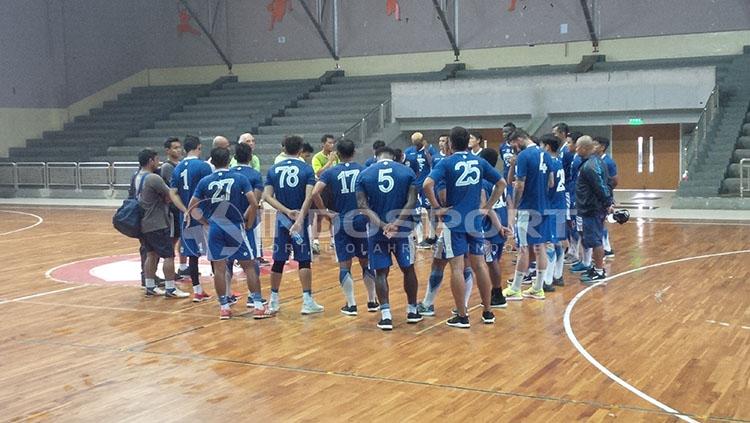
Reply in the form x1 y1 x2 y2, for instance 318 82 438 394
0 108 66 157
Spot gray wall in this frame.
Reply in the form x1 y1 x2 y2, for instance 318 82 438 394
1 0 748 108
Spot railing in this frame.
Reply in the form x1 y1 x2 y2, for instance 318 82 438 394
741 158 750 198
682 85 719 177
341 99 392 145
0 161 141 191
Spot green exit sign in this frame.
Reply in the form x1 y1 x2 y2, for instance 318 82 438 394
629 118 644 125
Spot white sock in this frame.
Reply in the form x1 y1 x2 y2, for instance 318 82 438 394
145 278 155 289
533 269 546 291
568 241 578 260
544 246 555 285
423 286 438 307
363 271 377 303
544 263 555 285
554 250 565 279
381 306 392 320
583 248 593 267
428 221 435 239
603 230 612 251
178 263 188 271
341 272 356 306
165 280 175 290
271 291 280 303
464 271 474 308
193 284 203 295
414 221 424 243
511 271 525 291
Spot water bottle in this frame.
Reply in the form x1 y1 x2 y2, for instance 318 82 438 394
291 231 304 245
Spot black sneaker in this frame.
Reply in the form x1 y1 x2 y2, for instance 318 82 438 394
581 270 607 285
154 276 166 288
481 310 495 324
406 312 423 323
446 315 470 328
543 284 556 292
552 277 565 287
367 301 380 312
177 268 192 278
340 304 358 316
490 290 507 308
604 250 615 258
377 318 393 330
425 237 437 245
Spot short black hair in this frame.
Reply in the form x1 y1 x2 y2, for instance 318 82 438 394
234 142 252 164
593 136 611 151
372 140 386 150
321 134 335 144
569 131 583 142
302 142 314 154
502 122 516 130
508 128 529 142
450 126 470 151
375 146 397 160
210 147 231 168
439 133 449 139
138 148 158 166
183 135 201 153
284 135 304 155
336 139 355 159
541 133 561 152
469 131 484 142
163 137 180 149
393 148 403 162
552 123 570 137
479 148 498 167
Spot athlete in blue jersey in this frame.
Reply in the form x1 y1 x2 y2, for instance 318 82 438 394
500 123 517 207
363 140 386 168
405 132 438 248
168 136 212 302
504 129 554 302
262 135 323 315
229 143 270 314
431 134 450 168
188 148 260 320
541 134 568 291
310 139 378 316
355 146 420 331
424 126 506 328
594 136 619 259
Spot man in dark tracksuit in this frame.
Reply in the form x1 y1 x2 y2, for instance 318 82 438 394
575 136 613 284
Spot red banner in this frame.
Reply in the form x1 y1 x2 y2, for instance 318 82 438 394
386 0 400 21
177 8 200 36
268 0 293 30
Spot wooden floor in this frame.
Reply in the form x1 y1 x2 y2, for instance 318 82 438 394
1 206 748 422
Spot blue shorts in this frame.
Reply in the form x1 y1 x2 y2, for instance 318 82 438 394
435 227 485 258
180 220 208 257
273 214 312 263
368 231 415 270
547 210 568 243
516 210 548 247
207 222 255 261
332 217 368 262
484 238 505 263
418 190 432 209
582 214 605 249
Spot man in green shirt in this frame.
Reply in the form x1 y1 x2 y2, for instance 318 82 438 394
230 132 261 171
310 134 338 254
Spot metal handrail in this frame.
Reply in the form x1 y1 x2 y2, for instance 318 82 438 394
15 162 47 188
341 98 392 145
0 163 18 189
740 158 750 198
79 161 113 189
46 162 79 190
682 85 719 177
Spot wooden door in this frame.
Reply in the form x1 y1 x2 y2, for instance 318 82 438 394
611 124 680 190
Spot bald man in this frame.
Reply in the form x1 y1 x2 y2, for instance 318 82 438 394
207 136 230 170
230 133 261 171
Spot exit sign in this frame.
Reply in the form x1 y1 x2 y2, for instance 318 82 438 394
629 118 644 125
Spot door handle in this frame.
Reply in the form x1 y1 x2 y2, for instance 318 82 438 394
637 136 643 174
648 136 654 174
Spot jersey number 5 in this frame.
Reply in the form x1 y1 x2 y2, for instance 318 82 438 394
378 168 394 193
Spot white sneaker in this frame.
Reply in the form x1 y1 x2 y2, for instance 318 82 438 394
165 287 190 299
145 286 165 296
301 300 324 315
269 298 281 313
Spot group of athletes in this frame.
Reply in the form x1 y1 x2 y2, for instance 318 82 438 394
132 121 617 330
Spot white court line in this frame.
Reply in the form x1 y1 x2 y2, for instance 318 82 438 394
0 210 44 235
0 285 85 305
564 249 750 423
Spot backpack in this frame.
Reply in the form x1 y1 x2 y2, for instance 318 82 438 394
113 172 147 238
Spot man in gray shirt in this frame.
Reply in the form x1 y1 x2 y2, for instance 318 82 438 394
135 148 189 299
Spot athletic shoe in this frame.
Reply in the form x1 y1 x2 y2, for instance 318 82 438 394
312 242 321 255
417 302 435 316
581 269 607 284
482 310 496 324
522 272 534 285
192 292 212 303
570 262 590 273
604 250 615 259
367 301 380 312
542 284 556 293
246 297 268 308
164 287 190 299
174 273 185 282
522 287 545 300
154 276 166 287
253 305 277 319
228 295 238 306
377 318 393 331
301 301 325 315
269 297 280 313
446 315 470 328
145 286 165 296
490 290 507 308
425 237 437 245
340 304 358 316
177 268 192 278
406 312 423 323
563 254 577 265
417 240 432 250
502 287 523 301
258 257 270 265
219 308 232 320
552 277 565 287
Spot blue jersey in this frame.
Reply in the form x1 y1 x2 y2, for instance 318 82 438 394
428 151 502 234
482 179 508 242
561 144 576 192
547 155 567 211
364 156 377 167
601 153 618 188
230 165 264 228
265 159 316 211
320 161 365 223
404 145 433 188
432 151 448 168
569 154 583 201
515 145 552 212
500 142 515 180
355 159 416 232
171 157 212 206
193 170 253 224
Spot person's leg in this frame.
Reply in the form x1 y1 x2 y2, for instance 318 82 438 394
338 259 356 309
357 257 378 307
468 254 492 313
447 256 467 316
212 260 231 319
375 267 393 329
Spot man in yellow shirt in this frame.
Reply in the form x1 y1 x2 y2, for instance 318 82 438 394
310 134 338 254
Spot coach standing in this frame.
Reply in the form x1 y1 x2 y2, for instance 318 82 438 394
574 136 613 284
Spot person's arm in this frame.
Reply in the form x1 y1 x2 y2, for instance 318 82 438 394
310 180 335 218
291 184 315 235
384 185 418 237
152 174 172 204
588 162 613 207
186 196 209 226
422 177 443 217
244 191 258 229
169 188 188 214
357 191 387 232
506 155 517 209
262 185 297 220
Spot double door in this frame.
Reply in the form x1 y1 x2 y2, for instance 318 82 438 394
612 124 680 190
